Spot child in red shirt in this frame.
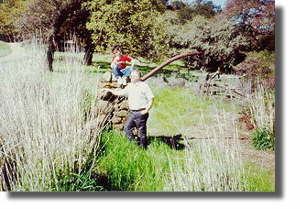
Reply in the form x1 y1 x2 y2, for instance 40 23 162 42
111 46 135 85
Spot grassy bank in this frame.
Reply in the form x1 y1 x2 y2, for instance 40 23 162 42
93 131 274 192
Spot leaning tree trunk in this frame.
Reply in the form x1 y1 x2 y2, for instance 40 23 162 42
141 51 202 81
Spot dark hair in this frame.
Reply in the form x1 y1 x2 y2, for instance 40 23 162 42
112 45 122 53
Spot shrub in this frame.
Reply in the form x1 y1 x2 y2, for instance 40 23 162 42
235 50 275 89
251 127 275 151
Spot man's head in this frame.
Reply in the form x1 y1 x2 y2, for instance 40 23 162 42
130 69 141 82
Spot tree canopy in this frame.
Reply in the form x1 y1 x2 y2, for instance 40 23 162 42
85 0 169 60
163 13 248 72
0 0 27 41
224 0 275 50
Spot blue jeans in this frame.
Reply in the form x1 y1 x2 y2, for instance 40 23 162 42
124 111 149 148
112 64 133 78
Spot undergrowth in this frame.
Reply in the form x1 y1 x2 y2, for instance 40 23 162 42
251 127 275 151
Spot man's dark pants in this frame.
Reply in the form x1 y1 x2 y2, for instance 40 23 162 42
125 111 149 148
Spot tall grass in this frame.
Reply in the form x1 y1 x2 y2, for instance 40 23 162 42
96 115 274 192
164 112 245 191
0 42 102 191
247 84 275 150
96 131 177 191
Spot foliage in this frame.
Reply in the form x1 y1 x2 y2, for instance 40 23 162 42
224 0 275 30
251 127 275 151
18 0 89 41
174 0 221 23
0 41 12 57
18 0 95 70
223 0 275 51
166 14 249 72
0 0 27 41
244 83 275 151
235 50 275 88
85 0 169 60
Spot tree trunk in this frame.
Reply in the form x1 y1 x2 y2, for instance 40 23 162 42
46 37 55 72
83 44 94 65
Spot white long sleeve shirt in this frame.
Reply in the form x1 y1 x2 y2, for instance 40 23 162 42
113 81 154 110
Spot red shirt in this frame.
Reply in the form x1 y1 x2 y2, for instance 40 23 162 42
117 55 132 69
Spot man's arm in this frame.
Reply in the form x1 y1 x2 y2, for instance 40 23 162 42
103 88 128 97
142 97 154 115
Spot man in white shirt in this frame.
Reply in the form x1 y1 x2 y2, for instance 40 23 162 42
104 69 154 148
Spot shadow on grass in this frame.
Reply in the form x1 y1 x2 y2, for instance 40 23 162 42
147 134 185 150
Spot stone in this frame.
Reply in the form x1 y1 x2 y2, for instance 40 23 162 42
113 123 124 131
169 78 186 88
95 100 114 114
115 110 128 118
98 82 119 89
98 90 117 101
119 100 129 110
113 103 120 110
111 116 122 124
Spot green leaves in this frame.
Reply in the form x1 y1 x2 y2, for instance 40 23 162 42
0 0 27 39
85 0 168 60
251 127 275 151
164 13 250 72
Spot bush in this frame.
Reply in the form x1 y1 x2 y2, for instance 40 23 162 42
235 50 275 89
251 127 275 151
